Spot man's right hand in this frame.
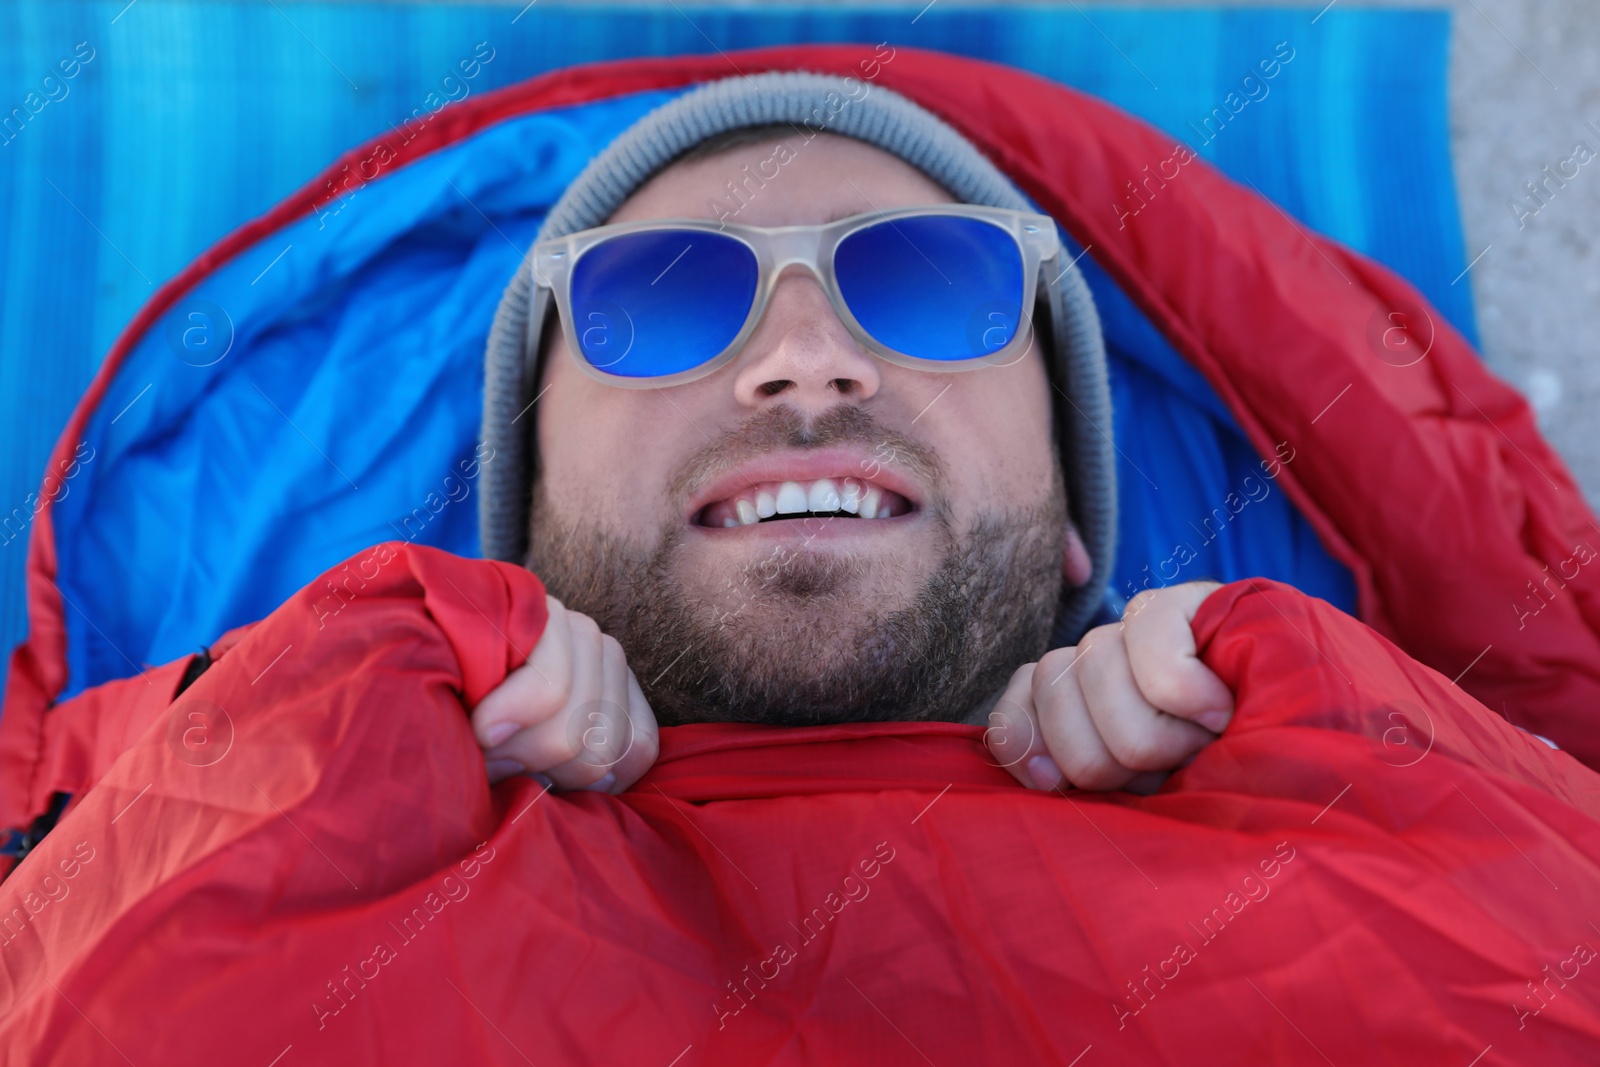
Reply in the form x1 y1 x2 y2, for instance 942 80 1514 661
470 595 659 794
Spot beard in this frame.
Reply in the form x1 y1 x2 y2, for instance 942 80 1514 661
525 406 1067 727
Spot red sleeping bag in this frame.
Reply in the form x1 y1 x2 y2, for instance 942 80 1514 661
0 543 1597 1064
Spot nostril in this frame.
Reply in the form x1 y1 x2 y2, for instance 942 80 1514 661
758 380 792 397
830 378 857 394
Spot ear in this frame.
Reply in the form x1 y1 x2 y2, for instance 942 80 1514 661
1063 519 1092 587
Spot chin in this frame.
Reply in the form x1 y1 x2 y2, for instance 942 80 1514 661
641 548 1009 729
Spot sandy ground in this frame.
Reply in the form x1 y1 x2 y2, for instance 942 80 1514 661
1432 0 1600 507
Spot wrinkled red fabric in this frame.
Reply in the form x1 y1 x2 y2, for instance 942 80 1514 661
2 545 1598 1065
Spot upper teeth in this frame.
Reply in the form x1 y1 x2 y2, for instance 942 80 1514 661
714 477 897 526
839 481 862 514
775 482 809 514
806 479 840 513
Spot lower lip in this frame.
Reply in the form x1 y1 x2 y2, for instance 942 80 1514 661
691 511 919 540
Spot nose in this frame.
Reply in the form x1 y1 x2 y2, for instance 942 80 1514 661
730 265 881 412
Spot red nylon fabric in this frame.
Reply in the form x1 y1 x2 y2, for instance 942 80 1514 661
0 622 257 834
0 545 1597 1064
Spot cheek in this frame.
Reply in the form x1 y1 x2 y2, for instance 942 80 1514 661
935 361 1056 502
536 360 632 507
534 347 701 524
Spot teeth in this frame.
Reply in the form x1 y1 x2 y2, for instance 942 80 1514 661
775 481 809 515
807 479 840 513
839 480 862 515
711 478 902 525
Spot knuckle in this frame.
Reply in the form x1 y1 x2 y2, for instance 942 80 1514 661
1106 728 1164 772
1008 660 1037 689
542 593 567 624
539 659 575 708
1134 670 1188 713
1078 624 1122 658
1032 648 1081 697
1036 647 1074 677
1071 649 1116 695
568 610 602 644
1124 587 1162 619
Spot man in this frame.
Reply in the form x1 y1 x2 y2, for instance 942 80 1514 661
469 75 1235 800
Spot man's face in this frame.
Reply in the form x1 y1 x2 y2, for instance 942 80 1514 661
527 131 1082 727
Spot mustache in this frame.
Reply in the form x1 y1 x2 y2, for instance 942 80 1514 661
668 404 945 505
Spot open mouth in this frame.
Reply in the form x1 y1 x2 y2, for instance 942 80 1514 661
696 477 915 528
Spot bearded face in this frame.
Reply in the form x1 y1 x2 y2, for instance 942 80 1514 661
524 131 1086 728
528 403 1067 726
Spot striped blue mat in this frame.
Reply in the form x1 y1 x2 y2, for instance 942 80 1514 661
0 3 1473 694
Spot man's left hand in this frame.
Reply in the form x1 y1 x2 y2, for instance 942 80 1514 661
984 581 1233 795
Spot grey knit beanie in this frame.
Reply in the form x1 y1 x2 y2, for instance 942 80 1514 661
480 70 1116 646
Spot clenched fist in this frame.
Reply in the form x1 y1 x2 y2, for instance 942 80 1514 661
985 581 1233 795
470 595 659 793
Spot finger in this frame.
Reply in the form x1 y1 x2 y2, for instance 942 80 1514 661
1031 644 1136 791
984 662 1051 786
606 668 660 793
1075 625 1217 773
543 632 634 791
472 594 574 749
1123 581 1233 732
486 609 607 780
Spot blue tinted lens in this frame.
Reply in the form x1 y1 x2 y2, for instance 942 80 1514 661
569 230 758 378
834 216 1026 361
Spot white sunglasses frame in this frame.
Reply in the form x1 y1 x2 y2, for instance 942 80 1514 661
529 204 1063 389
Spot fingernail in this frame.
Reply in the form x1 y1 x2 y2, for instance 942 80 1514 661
485 758 525 781
482 721 517 747
1196 709 1232 734
584 772 617 794
1025 754 1064 791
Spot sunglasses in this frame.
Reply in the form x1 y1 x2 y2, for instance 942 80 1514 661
530 205 1062 388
